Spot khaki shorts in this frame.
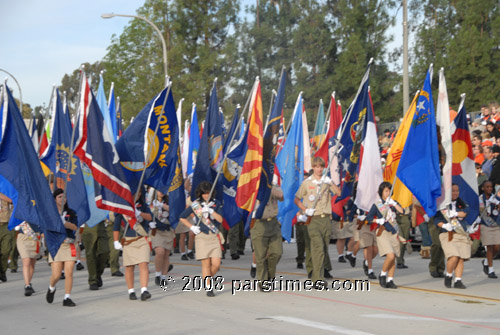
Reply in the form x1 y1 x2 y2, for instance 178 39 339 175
123 237 150 266
359 224 377 248
195 232 222 260
376 229 400 257
17 233 39 259
151 229 175 251
440 233 472 260
480 225 500 246
49 242 76 263
332 220 354 239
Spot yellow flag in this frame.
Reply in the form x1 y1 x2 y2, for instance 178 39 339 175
383 92 419 208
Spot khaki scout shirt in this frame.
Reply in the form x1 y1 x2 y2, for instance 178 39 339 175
0 198 13 223
295 176 334 215
260 194 279 220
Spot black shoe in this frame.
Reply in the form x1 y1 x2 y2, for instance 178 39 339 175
454 280 466 289
324 270 333 279
0 273 7 282
168 264 174 273
46 288 56 303
181 254 189 261
129 292 137 300
483 259 489 275
231 253 240 260
206 289 215 297
397 264 408 269
430 271 440 278
338 255 346 263
63 298 76 307
141 291 152 301
379 275 387 288
345 254 356 267
97 276 103 287
363 261 368 276
24 285 34 296
368 272 377 280
437 272 445 278
89 284 99 291
444 276 452 288
60 272 65 280
488 272 498 279
307 271 312 279
250 266 256 278
112 270 124 277
155 276 161 286
174 248 180 254
297 263 304 269
386 280 398 289
238 250 245 255
10 268 17 273
76 262 84 271
187 251 195 259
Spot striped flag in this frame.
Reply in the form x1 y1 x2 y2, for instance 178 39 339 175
236 80 263 212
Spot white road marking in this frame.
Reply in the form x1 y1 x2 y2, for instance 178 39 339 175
269 316 374 335
362 314 500 323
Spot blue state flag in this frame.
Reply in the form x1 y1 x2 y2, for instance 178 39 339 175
255 67 286 219
191 81 223 201
40 89 90 225
187 104 200 176
108 83 118 142
167 147 186 229
80 162 109 227
115 85 179 195
97 74 114 139
396 68 441 216
337 64 372 202
276 93 304 241
0 83 66 258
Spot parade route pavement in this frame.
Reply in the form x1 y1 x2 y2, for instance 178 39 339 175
1 241 499 334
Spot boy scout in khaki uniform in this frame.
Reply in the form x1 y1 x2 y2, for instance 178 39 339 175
0 193 14 282
294 157 340 285
250 185 284 287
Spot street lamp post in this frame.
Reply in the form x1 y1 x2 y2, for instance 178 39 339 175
101 13 168 87
0 68 23 115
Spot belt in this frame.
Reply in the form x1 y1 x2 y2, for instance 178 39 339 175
313 214 329 218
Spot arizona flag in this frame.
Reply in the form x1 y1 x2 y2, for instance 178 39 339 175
384 91 419 208
236 79 263 212
451 94 479 224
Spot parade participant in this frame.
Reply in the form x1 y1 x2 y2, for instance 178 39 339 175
294 157 340 286
81 221 109 290
106 213 123 277
479 181 500 279
179 181 223 297
435 184 474 288
356 208 378 280
0 193 13 282
14 221 40 296
295 170 312 271
396 207 412 269
177 178 195 261
250 185 284 291
113 188 153 301
333 199 356 267
366 182 403 289
46 188 78 307
151 190 175 286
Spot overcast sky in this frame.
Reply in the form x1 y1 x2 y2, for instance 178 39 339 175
0 0 401 109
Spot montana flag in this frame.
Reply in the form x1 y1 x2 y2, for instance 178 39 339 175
355 88 383 211
40 88 90 225
451 94 479 224
337 63 372 202
384 91 419 208
436 68 452 210
73 73 136 224
191 81 223 201
0 83 66 258
396 67 441 217
276 93 304 241
254 67 286 219
115 85 179 195
236 80 263 212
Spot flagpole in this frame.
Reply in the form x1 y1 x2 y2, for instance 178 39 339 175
262 89 276 134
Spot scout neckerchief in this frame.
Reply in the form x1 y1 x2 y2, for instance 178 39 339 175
480 193 499 227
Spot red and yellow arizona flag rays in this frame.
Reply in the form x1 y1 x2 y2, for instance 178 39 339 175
236 80 264 212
